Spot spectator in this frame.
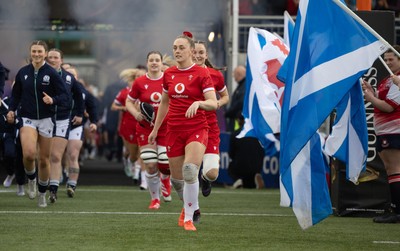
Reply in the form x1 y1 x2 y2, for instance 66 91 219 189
225 65 246 132
374 0 391 10
0 62 5 99
228 116 265 189
239 0 253 15
287 0 300 15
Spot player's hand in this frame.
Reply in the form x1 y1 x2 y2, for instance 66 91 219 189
43 92 53 105
148 129 157 145
391 75 400 87
186 101 200 118
72 116 83 125
89 123 97 132
6 111 15 124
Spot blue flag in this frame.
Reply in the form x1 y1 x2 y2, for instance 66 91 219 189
277 0 388 229
283 11 295 47
324 81 368 183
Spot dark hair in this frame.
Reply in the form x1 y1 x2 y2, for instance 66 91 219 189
136 64 147 70
194 40 226 71
176 35 195 49
146 51 163 61
386 45 400 59
49 48 64 59
30 40 48 52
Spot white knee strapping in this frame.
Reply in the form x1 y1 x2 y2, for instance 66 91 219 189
157 145 169 165
202 153 220 177
140 148 158 164
182 163 199 184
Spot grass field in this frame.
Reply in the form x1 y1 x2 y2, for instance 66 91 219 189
0 186 399 251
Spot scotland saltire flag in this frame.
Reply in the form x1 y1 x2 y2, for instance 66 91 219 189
324 81 368 184
283 11 295 47
277 0 388 229
237 27 288 155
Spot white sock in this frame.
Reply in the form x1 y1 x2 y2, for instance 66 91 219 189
146 172 160 200
140 170 147 188
183 181 199 222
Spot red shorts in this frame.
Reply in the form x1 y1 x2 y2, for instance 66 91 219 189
166 128 208 158
136 123 167 147
119 119 137 144
205 122 220 154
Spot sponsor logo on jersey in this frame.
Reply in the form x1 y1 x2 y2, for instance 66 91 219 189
150 92 162 103
175 83 185 94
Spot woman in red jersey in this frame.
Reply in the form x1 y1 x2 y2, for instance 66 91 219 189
111 69 145 179
149 34 218 231
362 45 400 224
193 40 230 198
126 51 172 210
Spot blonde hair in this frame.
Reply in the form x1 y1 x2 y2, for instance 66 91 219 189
119 68 140 83
162 54 177 67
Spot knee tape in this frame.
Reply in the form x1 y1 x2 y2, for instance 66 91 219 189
202 153 220 177
140 148 158 164
171 178 184 192
157 145 169 165
182 163 199 184
68 167 80 174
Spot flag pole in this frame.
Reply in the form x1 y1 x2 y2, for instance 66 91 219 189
378 56 394 75
332 0 400 58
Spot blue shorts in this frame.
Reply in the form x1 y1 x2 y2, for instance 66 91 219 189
376 134 400 152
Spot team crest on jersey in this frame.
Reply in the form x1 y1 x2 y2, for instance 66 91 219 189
171 75 175 79
42 75 50 85
150 92 162 103
66 75 72 85
144 84 149 89
188 75 193 81
175 83 185 94
24 75 28 80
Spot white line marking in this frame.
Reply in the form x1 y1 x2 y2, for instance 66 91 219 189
373 241 400 244
0 210 293 217
0 188 280 195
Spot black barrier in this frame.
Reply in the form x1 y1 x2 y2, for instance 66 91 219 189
331 159 391 216
330 10 395 217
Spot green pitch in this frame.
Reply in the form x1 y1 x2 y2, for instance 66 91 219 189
0 186 398 251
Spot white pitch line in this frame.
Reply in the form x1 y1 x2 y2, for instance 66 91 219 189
0 188 280 195
372 241 400 244
0 210 293 217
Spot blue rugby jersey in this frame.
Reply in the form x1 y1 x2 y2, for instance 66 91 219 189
9 63 68 119
55 68 84 120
